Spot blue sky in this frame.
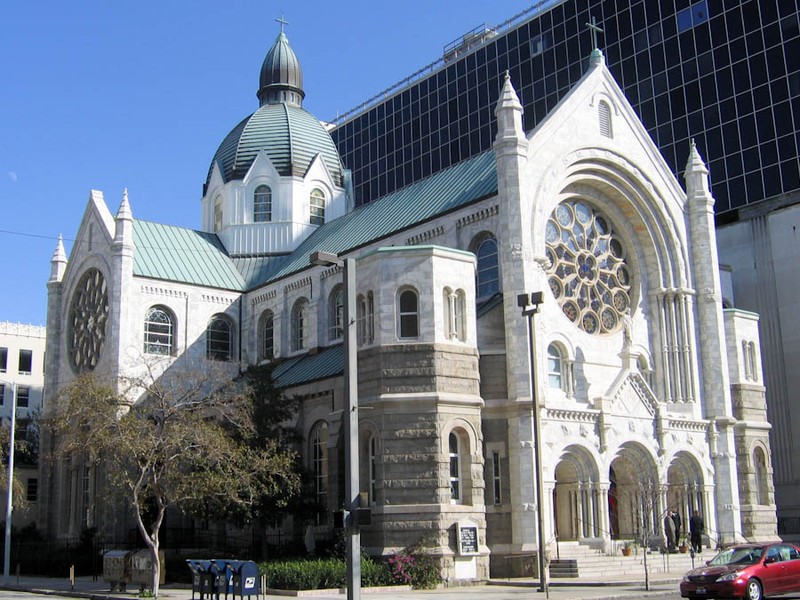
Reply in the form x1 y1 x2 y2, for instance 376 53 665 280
0 1 532 326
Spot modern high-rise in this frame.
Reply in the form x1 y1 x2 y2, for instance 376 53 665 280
329 0 800 528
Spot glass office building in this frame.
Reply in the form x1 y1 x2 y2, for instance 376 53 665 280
330 0 800 223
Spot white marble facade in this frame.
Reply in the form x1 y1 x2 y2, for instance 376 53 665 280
40 35 777 581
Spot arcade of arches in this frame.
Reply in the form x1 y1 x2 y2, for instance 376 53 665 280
552 443 708 545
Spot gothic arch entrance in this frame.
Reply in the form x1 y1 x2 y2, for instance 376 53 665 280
666 452 705 542
553 445 601 542
609 443 659 541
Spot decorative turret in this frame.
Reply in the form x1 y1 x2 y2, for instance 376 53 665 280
685 139 712 201
494 71 525 144
257 20 305 107
114 188 133 246
49 234 67 283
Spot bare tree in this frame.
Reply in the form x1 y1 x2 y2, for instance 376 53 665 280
46 361 302 598
627 471 666 591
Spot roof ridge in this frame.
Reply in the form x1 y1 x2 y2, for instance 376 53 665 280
283 102 294 175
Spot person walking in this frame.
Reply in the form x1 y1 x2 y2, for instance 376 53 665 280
690 510 704 553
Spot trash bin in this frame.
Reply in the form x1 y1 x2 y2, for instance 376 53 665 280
129 549 165 593
103 550 131 592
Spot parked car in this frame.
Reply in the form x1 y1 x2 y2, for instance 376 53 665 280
680 542 800 600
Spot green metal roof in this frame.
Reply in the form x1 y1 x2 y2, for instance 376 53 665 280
272 345 344 388
207 103 343 186
135 148 496 292
245 148 498 288
133 220 245 290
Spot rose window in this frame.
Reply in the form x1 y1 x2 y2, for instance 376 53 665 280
545 200 632 335
67 268 109 372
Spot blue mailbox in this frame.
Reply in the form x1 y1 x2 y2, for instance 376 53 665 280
217 560 260 599
186 559 225 600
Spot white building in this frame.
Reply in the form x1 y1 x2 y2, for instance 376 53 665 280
39 30 778 580
0 321 45 527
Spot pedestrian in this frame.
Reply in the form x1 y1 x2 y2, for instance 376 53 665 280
672 509 682 546
664 511 676 551
690 510 704 553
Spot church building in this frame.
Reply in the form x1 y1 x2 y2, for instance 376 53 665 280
40 25 778 580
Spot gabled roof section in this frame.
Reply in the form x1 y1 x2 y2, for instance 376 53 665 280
133 220 246 290
242 148 498 288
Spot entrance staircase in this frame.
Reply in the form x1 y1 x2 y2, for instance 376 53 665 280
549 541 701 580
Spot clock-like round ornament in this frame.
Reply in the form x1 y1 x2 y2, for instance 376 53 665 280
67 268 109 372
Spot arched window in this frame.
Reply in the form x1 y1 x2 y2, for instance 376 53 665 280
310 422 329 519
398 288 419 339
144 306 174 355
475 236 500 298
357 292 375 346
748 341 759 382
445 288 467 341
254 185 272 222
367 292 374 343
449 432 462 503
547 344 563 389
329 285 344 342
213 196 223 232
755 447 769 505
310 188 325 225
368 434 377 505
292 299 309 351
598 100 613 138
259 310 275 361
206 316 232 361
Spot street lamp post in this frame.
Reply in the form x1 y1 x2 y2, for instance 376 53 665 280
310 251 360 600
517 292 549 598
3 381 16 584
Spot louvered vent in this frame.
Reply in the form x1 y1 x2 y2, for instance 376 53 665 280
598 100 613 138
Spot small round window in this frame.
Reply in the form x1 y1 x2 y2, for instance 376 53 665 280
545 200 632 335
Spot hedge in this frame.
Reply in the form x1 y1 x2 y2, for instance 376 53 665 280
261 556 394 590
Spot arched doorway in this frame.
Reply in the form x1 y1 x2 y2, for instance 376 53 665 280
666 452 705 544
608 444 660 543
553 445 601 542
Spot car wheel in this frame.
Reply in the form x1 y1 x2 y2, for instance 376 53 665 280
746 578 763 600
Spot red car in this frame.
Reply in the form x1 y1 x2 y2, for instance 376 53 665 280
680 543 800 600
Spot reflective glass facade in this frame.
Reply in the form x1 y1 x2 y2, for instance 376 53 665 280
330 0 800 219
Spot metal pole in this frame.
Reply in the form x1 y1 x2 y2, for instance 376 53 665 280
4 382 16 583
521 298 549 597
343 258 360 600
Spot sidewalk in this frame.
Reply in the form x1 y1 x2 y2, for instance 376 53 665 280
0 570 686 600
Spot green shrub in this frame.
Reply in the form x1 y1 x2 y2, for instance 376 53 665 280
261 555 393 590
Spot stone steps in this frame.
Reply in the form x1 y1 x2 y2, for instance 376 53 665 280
549 542 700 579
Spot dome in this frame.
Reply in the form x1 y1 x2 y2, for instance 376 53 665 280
207 102 344 186
206 27 344 189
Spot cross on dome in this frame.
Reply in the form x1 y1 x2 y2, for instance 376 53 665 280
276 15 288 33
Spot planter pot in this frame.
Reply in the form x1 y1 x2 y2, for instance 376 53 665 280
679 545 689 553
621 547 632 556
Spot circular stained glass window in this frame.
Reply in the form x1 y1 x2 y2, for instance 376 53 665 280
67 268 109 373
546 200 632 334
